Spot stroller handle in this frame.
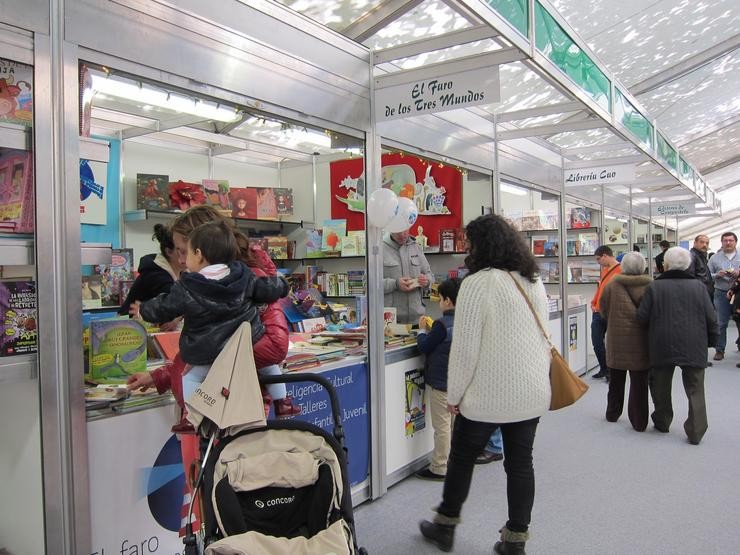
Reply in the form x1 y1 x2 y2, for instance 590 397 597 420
259 373 345 445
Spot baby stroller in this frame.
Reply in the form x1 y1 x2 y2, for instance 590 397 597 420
183 373 367 554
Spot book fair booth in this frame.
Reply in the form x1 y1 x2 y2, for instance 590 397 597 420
0 1 724 553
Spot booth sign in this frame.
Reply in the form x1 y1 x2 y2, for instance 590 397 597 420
564 164 635 186
652 201 697 217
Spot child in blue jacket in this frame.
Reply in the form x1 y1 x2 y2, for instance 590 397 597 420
415 278 460 480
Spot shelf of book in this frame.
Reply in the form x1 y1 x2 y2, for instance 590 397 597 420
0 353 37 383
0 237 34 266
424 251 467 256
0 122 31 151
123 208 310 229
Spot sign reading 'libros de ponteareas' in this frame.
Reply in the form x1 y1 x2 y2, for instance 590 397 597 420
375 66 499 122
564 164 635 187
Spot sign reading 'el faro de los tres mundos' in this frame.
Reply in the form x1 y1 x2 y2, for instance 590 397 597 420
375 66 500 122
564 164 635 187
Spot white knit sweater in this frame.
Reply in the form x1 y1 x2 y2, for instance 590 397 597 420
447 268 551 423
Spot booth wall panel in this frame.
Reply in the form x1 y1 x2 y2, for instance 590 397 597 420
0 1 49 35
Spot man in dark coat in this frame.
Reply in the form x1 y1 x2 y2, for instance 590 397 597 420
637 247 718 445
687 234 713 300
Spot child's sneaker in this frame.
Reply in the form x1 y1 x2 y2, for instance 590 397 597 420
274 397 301 417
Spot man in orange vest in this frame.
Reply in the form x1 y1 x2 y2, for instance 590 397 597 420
591 246 622 380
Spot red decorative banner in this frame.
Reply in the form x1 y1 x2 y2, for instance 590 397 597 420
330 153 462 246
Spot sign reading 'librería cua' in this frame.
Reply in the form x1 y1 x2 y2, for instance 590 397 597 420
564 164 635 187
375 66 499 122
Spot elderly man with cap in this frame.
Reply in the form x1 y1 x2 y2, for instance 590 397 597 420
383 229 434 324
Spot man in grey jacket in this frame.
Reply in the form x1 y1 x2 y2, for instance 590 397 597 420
637 247 718 445
383 230 434 324
707 231 740 360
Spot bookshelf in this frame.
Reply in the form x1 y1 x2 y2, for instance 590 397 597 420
123 208 311 230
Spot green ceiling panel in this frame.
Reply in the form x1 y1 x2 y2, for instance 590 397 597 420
679 156 693 182
486 0 528 37
657 133 677 171
534 1 610 113
614 88 653 150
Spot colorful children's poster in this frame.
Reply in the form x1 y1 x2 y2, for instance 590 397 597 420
0 58 33 126
229 187 258 219
256 187 278 219
404 368 426 436
136 173 169 210
0 281 37 356
202 179 232 210
80 159 107 225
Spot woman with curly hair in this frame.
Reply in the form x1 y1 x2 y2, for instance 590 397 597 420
419 214 551 555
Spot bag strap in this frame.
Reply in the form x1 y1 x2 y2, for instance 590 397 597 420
507 272 555 351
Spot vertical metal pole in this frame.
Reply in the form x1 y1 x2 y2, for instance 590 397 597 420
118 130 125 248
311 154 318 224
36 18 91 554
366 53 386 500
493 114 500 214
207 146 214 179
628 185 633 251
277 159 282 188
559 155 568 357
647 199 654 278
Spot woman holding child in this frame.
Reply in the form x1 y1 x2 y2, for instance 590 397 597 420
419 214 550 555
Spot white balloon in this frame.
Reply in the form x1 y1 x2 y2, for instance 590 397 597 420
367 188 399 228
386 197 418 232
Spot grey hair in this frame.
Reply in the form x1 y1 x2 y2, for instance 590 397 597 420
663 246 691 271
620 252 646 275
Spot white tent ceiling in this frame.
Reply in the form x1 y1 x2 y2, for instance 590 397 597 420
277 0 740 238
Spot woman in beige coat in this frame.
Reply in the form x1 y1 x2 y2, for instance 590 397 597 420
599 252 652 431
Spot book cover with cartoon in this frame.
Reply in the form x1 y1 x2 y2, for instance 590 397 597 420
136 173 169 210
229 187 258 219
88 318 148 383
203 179 232 210
0 281 37 356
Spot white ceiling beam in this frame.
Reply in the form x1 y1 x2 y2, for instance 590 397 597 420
561 142 634 156
680 208 740 237
497 119 605 140
700 153 740 175
120 114 208 140
631 34 740 96
441 0 485 25
493 101 583 123
677 113 740 148
375 48 526 88
342 0 424 43
564 154 647 169
714 179 740 193
372 25 500 64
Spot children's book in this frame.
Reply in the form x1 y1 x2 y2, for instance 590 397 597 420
321 219 347 254
118 280 134 304
93 248 134 307
81 275 103 309
544 240 559 257
347 230 366 256
383 307 397 325
579 232 600 255
300 316 328 333
566 239 581 256
229 187 258 219
0 59 34 126
248 236 268 252
0 281 37 356
274 188 294 216
266 236 289 259
167 180 206 211
439 228 457 253
136 173 169 210
256 187 278 219
570 207 592 229
151 331 181 361
88 318 148 383
305 229 324 258
0 150 35 233
202 179 232 210
340 235 359 257
531 236 547 256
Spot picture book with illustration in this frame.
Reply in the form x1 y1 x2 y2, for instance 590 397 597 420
274 187 294 216
321 219 347 254
305 229 324 258
81 275 103 309
87 318 148 383
202 179 232 210
0 149 35 233
229 187 258 219
93 248 134 307
256 187 278 219
266 236 289 259
136 173 169 210
0 58 34 126
0 281 37 356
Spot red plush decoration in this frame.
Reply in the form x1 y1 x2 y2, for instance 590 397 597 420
168 180 207 211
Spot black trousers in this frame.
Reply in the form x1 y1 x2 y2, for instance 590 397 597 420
437 415 539 533
649 365 708 444
606 369 649 431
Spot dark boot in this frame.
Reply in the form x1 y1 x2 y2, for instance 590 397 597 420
419 513 459 552
493 526 529 555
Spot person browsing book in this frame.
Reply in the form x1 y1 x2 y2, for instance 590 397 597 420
383 230 434 324
131 220 288 406
590 245 622 381
414 277 461 482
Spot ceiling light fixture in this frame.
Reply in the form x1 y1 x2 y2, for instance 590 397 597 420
500 183 528 196
90 74 240 123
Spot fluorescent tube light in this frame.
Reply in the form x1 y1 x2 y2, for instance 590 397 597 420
500 183 528 196
90 74 240 123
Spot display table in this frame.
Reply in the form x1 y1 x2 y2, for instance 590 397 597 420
547 303 589 375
